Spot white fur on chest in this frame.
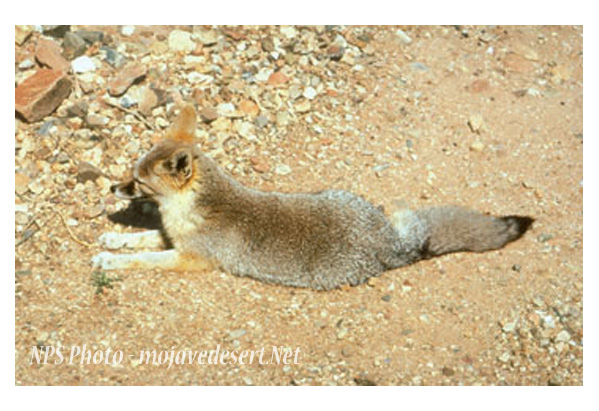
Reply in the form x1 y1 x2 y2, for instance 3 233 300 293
159 190 204 243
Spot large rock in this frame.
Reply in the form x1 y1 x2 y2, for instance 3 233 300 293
35 37 70 72
15 69 72 123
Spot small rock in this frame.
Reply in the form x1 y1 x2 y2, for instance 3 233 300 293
381 294 392 302
85 114 108 128
228 329 247 340
469 79 490 93
294 100 311 113
267 71 289 86
15 173 30 196
303 86 317 100
502 321 517 333
200 107 218 123
77 162 103 183
275 164 292 176
193 29 218 46
71 56 96 73
168 30 196 52
250 157 270 173
62 32 88 60
396 29 412 44
337 328 348 340
239 100 259 117
18 59 35 70
138 87 159 116
108 62 147 96
276 111 289 127
216 103 236 118
498 351 511 363
35 37 70 72
255 115 269 128
410 62 429 72
537 233 553 243
15 69 72 123
470 141 485 152
121 25 135 37
555 330 571 343
468 114 485 133
15 25 34 45
101 46 127 68
441 366 455 377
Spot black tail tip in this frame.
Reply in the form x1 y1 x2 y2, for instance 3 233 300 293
501 215 535 239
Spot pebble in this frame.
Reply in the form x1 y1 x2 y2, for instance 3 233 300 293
468 114 485 133
228 329 247 340
268 71 289 86
294 100 311 113
275 164 292 176
200 107 218 123
255 115 269 128
396 29 412 44
555 330 571 343
303 87 318 100
121 25 135 37
101 46 127 68
168 30 196 52
18 59 34 70
193 29 218 46
77 162 103 183
108 62 147 96
71 56 96 73
470 141 485 152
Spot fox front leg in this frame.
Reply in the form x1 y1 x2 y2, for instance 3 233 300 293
91 249 214 272
98 230 164 250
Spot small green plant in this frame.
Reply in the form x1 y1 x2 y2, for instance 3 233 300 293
91 271 122 295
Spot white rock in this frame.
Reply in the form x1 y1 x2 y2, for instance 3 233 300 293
121 25 135 36
303 86 318 100
274 164 292 176
396 29 412 44
168 30 196 52
71 56 96 73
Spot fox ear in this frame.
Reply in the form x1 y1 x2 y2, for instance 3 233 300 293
166 103 197 142
166 149 194 184
111 179 145 200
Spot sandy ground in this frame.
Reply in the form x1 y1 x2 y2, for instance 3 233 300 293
15 25 582 385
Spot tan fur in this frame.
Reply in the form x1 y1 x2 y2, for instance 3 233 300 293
98 104 533 290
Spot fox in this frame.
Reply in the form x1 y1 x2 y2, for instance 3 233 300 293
92 103 534 291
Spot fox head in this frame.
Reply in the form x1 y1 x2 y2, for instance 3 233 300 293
111 104 201 202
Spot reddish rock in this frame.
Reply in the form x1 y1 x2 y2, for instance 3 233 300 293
15 69 72 123
267 71 289 86
35 37 70 72
108 62 147 96
239 99 259 117
469 79 490 93
138 87 159 117
250 156 270 173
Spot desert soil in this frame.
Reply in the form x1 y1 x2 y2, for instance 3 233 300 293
15 25 582 385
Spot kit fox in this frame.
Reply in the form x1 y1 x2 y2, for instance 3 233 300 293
92 104 533 290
